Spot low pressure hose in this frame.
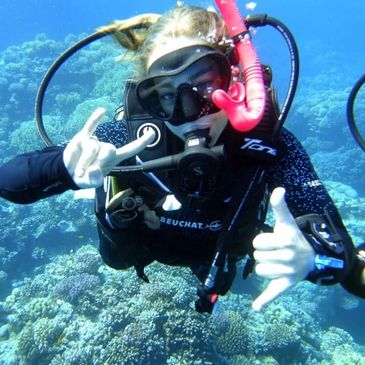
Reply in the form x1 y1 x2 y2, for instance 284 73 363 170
245 14 300 138
35 31 111 147
346 73 365 152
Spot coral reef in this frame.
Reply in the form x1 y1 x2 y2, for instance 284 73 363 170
212 310 254 357
1 243 364 365
323 180 365 245
53 273 101 304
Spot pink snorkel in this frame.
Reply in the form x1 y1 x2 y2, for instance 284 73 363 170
213 0 266 132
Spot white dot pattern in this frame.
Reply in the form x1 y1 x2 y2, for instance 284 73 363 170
268 128 343 225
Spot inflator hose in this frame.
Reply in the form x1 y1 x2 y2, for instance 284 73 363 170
35 31 111 147
346 73 365 152
245 15 299 139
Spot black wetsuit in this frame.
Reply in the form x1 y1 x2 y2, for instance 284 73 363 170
0 120 360 296
92 121 347 269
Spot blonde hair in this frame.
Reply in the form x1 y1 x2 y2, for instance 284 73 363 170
99 5 229 76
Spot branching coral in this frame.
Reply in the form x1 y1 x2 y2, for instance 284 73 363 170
17 317 66 364
212 310 253 357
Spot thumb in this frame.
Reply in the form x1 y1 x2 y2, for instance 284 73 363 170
114 127 155 162
270 187 296 227
252 277 292 311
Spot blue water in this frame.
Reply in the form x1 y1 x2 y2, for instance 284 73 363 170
1 1 365 364
1 0 363 53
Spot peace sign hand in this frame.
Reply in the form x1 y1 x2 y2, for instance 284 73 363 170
63 107 155 189
251 187 316 311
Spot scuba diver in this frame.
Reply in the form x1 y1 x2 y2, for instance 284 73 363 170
0 2 364 314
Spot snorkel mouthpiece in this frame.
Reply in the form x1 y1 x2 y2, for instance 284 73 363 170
213 0 266 132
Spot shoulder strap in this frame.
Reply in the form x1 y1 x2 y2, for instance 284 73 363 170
124 80 172 162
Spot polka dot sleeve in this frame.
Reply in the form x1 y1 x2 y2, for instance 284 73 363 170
268 128 343 224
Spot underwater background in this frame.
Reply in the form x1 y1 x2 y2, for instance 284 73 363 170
0 0 365 364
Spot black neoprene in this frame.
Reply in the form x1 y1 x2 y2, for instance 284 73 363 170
0 146 78 204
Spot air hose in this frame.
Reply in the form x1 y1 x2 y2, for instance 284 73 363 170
346 73 365 152
35 31 112 146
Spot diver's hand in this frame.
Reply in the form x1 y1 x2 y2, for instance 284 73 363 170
251 187 315 311
63 107 155 189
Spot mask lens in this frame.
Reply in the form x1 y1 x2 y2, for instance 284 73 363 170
191 57 229 98
137 50 231 123
137 77 175 119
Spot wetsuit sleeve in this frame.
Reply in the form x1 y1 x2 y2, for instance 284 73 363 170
268 128 346 228
0 120 129 205
0 146 78 204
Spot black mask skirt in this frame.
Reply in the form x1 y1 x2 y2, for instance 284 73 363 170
136 45 231 125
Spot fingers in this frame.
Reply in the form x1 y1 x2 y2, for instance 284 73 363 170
63 137 82 174
255 263 295 278
254 248 295 263
253 232 284 251
250 187 317 311
74 138 100 178
63 107 106 175
114 127 155 162
66 124 155 188
73 124 156 184
252 277 293 311
92 142 117 174
253 235 296 279
79 107 106 137
74 141 116 186
270 187 296 227
74 165 104 189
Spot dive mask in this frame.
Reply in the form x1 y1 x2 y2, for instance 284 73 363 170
136 45 231 125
